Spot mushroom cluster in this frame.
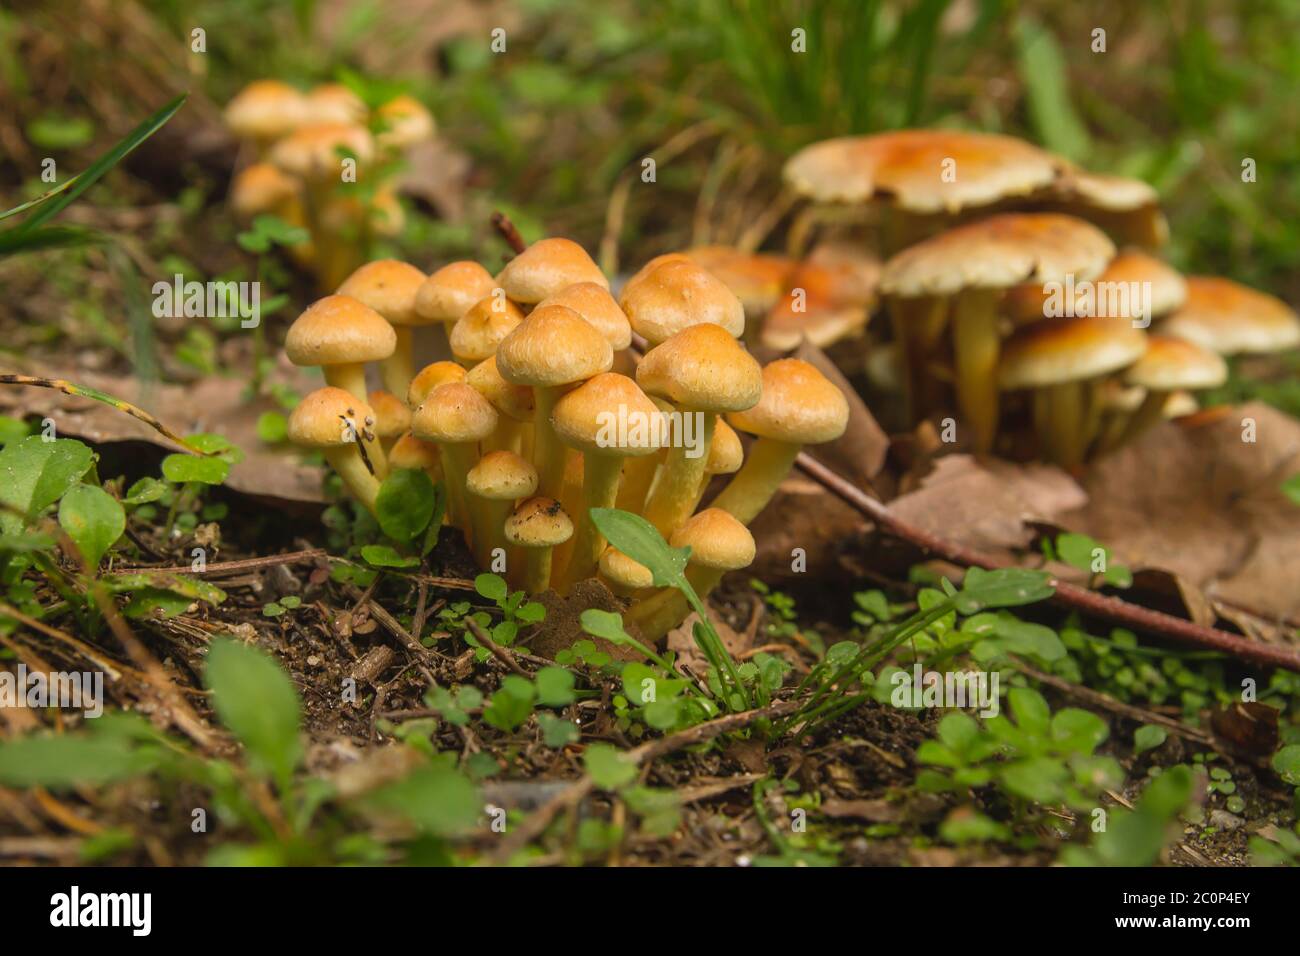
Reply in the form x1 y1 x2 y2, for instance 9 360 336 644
224 80 435 289
650 129 1297 468
286 238 850 641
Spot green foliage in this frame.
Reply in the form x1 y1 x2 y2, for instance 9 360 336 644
205 638 302 789
0 435 95 525
1046 533 1132 589
584 743 638 791
1134 724 1169 754
365 763 481 838
57 483 125 570
1062 766 1198 866
236 213 309 253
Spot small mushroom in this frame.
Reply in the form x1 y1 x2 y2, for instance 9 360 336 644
497 238 608 305
1160 277 1300 356
288 387 383 513
711 359 849 524
374 94 435 154
224 80 305 151
465 354 535 455
535 282 632 350
450 294 525 367
388 432 442 488
598 545 654 598
1118 335 1227 445
503 497 573 593
466 451 538 570
285 294 396 406
620 259 745 346
408 361 467 408
337 259 428 397
366 389 411 456
414 261 498 348
686 418 743 515
412 383 499 545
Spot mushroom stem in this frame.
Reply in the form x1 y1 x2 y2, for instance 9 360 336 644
533 386 566 500
951 287 1001 453
381 326 415 399
476 499 511 571
1119 391 1169 445
889 295 948 422
521 547 554 594
438 442 478 541
323 445 381 514
626 566 725 644
562 455 622 588
1042 381 1087 467
323 363 370 404
616 452 661 512
642 412 715 537
710 437 800 525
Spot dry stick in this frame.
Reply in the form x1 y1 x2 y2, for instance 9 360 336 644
493 211 528 256
464 615 529 678
108 548 328 576
794 452 1300 673
489 698 798 863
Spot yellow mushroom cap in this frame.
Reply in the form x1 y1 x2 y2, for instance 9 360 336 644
375 94 435 150
880 213 1115 298
670 508 755 571
620 253 693 304
270 123 373 179
761 256 878 351
1124 335 1227 391
224 80 305 140
288 387 375 447
504 497 574 548
706 419 743 475
497 238 608 304
467 450 538 501
1003 249 1187 324
408 361 468 408
999 317 1148 389
389 433 441 471
728 358 849 445
304 83 367 124
1160 277 1300 355
784 129 1062 213
551 372 664 457
465 355 535 421
536 282 632 350
231 163 300 219
337 260 427 326
685 246 796 316
286 295 396 367
636 323 763 413
497 304 613 387
412 382 499 444
1051 168 1158 212
414 261 498 324
367 390 412 439
450 295 526 364
619 259 746 345
599 546 654 590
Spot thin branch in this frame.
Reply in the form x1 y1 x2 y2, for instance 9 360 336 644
464 616 529 678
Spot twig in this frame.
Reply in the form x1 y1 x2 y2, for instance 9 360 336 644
108 548 327 576
491 212 528 256
465 616 529 678
794 452 1300 673
488 698 798 863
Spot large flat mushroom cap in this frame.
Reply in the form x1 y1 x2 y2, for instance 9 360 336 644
1124 335 1227 391
536 282 632 350
619 259 746 345
783 129 1062 213
286 295 396 366
412 382 499 444
880 212 1115 298
496 304 613 387
450 296 526 363
1003 248 1187 324
497 238 608 304
1051 168 1158 212
761 253 879 351
552 372 664 456
1160 277 1300 355
336 260 427 326
288 387 376 447
727 358 849 445
999 317 1148 389
670 508 755 571
636 324 762 413
415 261 497 323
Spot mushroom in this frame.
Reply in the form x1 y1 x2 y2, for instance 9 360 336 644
998 316 1148 467
367 389 410 456
288 387 383 513
879 213 1115 451
1117 335 1227 444
408 361 467 408
388 432 442 487
1160 277 1300 356
760 253 879 352
230 162 301 222
223 80 305 151
466 450 538 570
685 417 743 515
684 246 796 322
636 323 762 536
619 253 692 304
411 383 499 544
465 354 535 455
374 94 435 153
1003 248 1187 328
626 509 756 643
304 83 367 125
551 372 664 587
414 261 498 348
503 497 573 593
711 359 849 524
337 259 428 397
619 259 745 346
598 545 654 598
496 238 608 305
1045 168 1168 248
285 294 396 406
449 295 525 367
496 304 613 499
535 282 632 350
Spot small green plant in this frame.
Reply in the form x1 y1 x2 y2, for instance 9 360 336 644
1043 532 1133 589
1062 765 1198 866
